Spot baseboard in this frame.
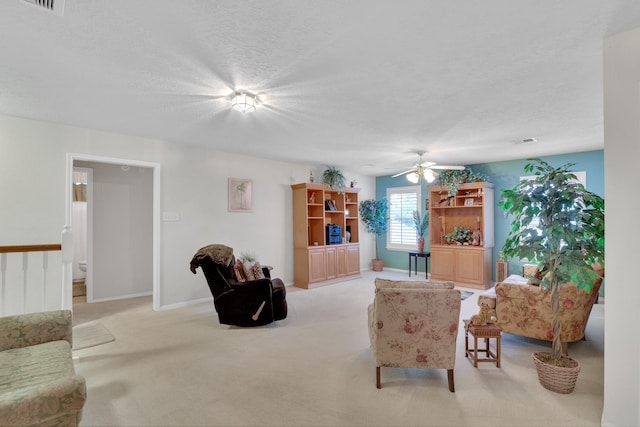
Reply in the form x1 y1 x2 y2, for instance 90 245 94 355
89 291 152 303
158 297 211 311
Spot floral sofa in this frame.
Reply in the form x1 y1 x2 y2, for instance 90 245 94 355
0 310 86 426
368 278 461 391
484 265 604 352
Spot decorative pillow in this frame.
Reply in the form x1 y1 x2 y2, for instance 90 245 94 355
501 274 528 286
243 260 256 281
523 264 541 286
252 261 266 280
234 259 247 282
374 278 454 290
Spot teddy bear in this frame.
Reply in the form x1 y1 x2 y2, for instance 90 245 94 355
470 295 497 326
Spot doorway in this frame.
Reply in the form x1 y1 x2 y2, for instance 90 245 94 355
71 167 91 304
66 154 161 311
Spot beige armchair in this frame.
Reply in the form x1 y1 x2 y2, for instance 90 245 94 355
489 264 604 354
0 310 86 426
368 278 461 391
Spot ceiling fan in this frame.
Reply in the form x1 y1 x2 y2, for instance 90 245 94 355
392 151 465 183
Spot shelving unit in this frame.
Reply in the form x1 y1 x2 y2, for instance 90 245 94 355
428 181 494 289
291 183 361 289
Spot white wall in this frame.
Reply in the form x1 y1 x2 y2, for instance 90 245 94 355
0 114 376 309
602 26 640 426
76 161 153 301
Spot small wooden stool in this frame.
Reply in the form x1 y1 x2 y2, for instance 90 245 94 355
464 320 502 368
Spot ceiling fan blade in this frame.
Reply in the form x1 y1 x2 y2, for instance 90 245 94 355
429 165 466 170
392 167 417 178
420 161 436 168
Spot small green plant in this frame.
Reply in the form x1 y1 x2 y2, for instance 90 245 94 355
445 226 472 245
239 252 257 263
436 168 484 197
322 166 346 194
412 210 429 238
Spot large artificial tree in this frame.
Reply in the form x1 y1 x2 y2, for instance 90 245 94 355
499 159 605 364
359 198 389 260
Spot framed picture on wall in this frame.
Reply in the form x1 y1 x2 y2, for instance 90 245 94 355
228 178 253 212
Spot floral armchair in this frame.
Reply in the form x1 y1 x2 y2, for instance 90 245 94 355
368 278 461 391
489 264 604 353
0 310 86 426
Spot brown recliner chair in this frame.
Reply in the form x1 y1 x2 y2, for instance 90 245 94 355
190 244 287 327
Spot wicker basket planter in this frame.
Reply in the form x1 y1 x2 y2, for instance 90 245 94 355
532 351 581 394
372 259 384 271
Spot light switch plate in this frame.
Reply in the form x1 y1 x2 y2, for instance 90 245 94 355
162 211 180 221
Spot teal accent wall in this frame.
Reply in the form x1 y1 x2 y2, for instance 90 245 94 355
376 150 604 278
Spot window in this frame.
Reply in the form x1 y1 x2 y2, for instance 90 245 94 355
386 186 421 250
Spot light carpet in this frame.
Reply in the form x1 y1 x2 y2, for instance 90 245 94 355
72 322 115 350
72 270 604 426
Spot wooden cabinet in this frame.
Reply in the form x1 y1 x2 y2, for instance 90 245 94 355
326 247 337 280
346 245 360 275
431 247 456 278
291 183 361 288
428 182 494 289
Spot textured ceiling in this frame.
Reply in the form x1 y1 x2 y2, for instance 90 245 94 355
1 1 640 175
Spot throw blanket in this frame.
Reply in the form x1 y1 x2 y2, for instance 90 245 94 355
190 244 234 273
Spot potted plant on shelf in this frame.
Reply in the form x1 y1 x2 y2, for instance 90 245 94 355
359 198 389 271
322 166 346 194
498 159 604 394
412 210 429 252
436 168 482 198
445 226 472 245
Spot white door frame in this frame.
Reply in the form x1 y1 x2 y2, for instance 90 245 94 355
72 166 93 302
66 153 161 311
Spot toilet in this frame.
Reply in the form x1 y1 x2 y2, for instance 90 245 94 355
79 261 87 272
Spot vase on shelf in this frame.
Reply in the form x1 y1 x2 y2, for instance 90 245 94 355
418 236 425 253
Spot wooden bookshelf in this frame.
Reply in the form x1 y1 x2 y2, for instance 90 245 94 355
428 181 494 289
291 183 361 288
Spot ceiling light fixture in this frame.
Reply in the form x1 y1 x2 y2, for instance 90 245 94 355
406 172 420 183
405 166 436 183
231 92 257 113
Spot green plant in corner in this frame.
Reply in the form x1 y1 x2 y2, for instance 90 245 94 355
358 198 389 261
498 159 604 391
322 166 346 194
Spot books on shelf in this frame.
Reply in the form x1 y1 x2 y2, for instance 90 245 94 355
324 199 337 211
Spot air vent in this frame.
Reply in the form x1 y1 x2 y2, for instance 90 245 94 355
514 137 537 145
21 0 65 16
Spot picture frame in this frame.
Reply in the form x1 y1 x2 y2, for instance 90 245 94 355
464 198 475 206
228 178 253 212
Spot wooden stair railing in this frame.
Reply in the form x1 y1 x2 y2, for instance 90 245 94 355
0 244 63 316
0 244 62 253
